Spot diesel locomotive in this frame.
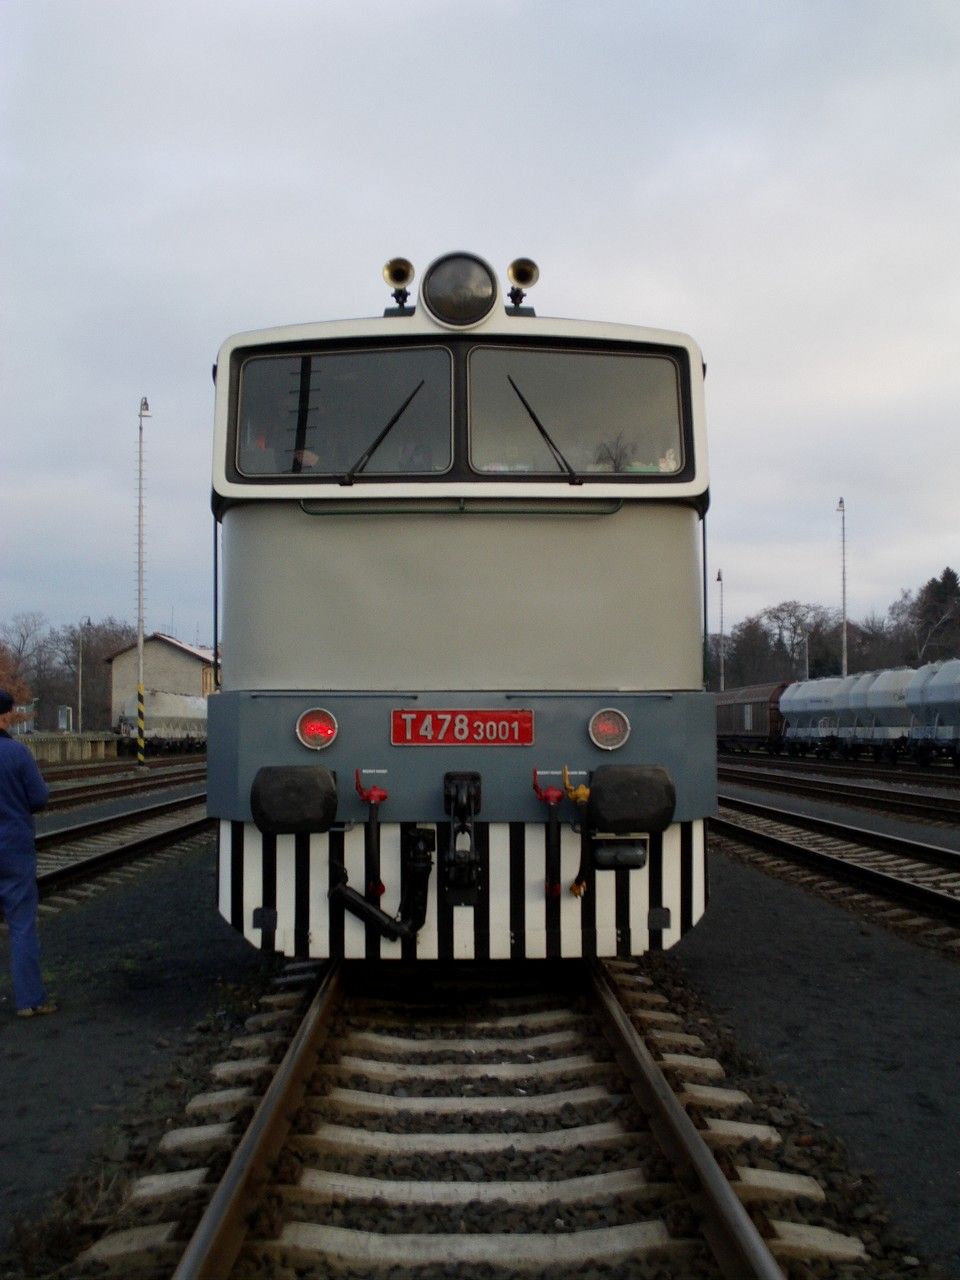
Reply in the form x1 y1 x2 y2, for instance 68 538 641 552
207 252 716 960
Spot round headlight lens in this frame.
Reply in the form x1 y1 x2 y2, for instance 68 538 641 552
422 253 497 326
588 707 631 751
296 707 338 750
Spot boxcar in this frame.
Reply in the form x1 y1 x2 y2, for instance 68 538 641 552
716 683 786 753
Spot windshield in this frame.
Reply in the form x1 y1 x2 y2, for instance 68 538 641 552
469 346 683 475
236 347 452 476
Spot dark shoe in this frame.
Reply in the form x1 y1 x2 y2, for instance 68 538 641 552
16 1001 58 1018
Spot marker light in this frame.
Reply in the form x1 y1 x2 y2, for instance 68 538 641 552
422 252 497 326
588 707 631 751
296 707 338 750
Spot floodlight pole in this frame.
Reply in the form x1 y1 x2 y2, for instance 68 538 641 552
716 568 725 692
837 497 847 677
77 615 91 734
77 623 83 735
137 397 151 765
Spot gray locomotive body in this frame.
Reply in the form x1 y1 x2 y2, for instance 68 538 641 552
208 253 716 960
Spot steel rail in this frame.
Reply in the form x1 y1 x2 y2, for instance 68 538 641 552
171 962 343 1280
718 765 960 820
41 753 206 782
39 806 212 895
590 962 784 1280
36 791 207 851
718 750 960 788
717 794 960 870
713 799 960 925
47 767 206 811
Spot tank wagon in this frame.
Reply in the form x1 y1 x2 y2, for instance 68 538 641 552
907 659 960 764
860 668 916 761
207 252 716 961
116 691 207 755
843 671 881 755
719 662 960 765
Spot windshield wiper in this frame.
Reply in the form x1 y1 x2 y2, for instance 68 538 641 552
340 380 425 485
507 376 583 484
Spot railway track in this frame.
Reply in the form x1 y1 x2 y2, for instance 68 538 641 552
41 754 206 783
718 762 960 823
45 763 207 811
718 750 960 790
81 961 869 1278
714 795 960 930
36 792 211 898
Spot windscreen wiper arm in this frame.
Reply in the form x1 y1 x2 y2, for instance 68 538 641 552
340 380 425 485
507 375 583 484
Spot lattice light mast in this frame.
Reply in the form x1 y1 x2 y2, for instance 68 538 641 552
137 396 151 764
837 497 847 677
716 568 725 692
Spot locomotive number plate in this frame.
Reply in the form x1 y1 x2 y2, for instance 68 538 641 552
391 708 534 746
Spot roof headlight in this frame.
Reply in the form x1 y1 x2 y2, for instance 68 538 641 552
421 253 497 327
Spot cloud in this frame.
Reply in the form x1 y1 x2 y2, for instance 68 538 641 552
2 0 959 643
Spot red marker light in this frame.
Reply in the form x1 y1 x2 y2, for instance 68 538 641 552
588 708 631 751
296 707 338 750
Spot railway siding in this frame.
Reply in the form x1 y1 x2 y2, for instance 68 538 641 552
714 796 960 950
34 795 210 911
719 759 960 826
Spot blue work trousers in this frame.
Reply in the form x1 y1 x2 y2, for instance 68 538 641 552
0 849 46 1011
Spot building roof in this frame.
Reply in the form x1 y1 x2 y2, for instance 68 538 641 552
104 632 215 665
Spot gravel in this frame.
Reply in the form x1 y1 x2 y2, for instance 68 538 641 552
673 842 960 1278
0 832 282 1278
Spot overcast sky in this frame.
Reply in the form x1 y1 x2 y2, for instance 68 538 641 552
3 1 958 647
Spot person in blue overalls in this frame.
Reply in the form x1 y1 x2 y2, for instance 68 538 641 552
0 689 56 1017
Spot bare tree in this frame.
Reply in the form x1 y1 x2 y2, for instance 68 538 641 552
0 612 50 678
889 568 960 664
759 601 837 674
54 617 136 731
0 642 31 708
0 613 137 730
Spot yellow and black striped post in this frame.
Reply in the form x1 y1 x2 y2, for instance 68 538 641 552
137 683 146 765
